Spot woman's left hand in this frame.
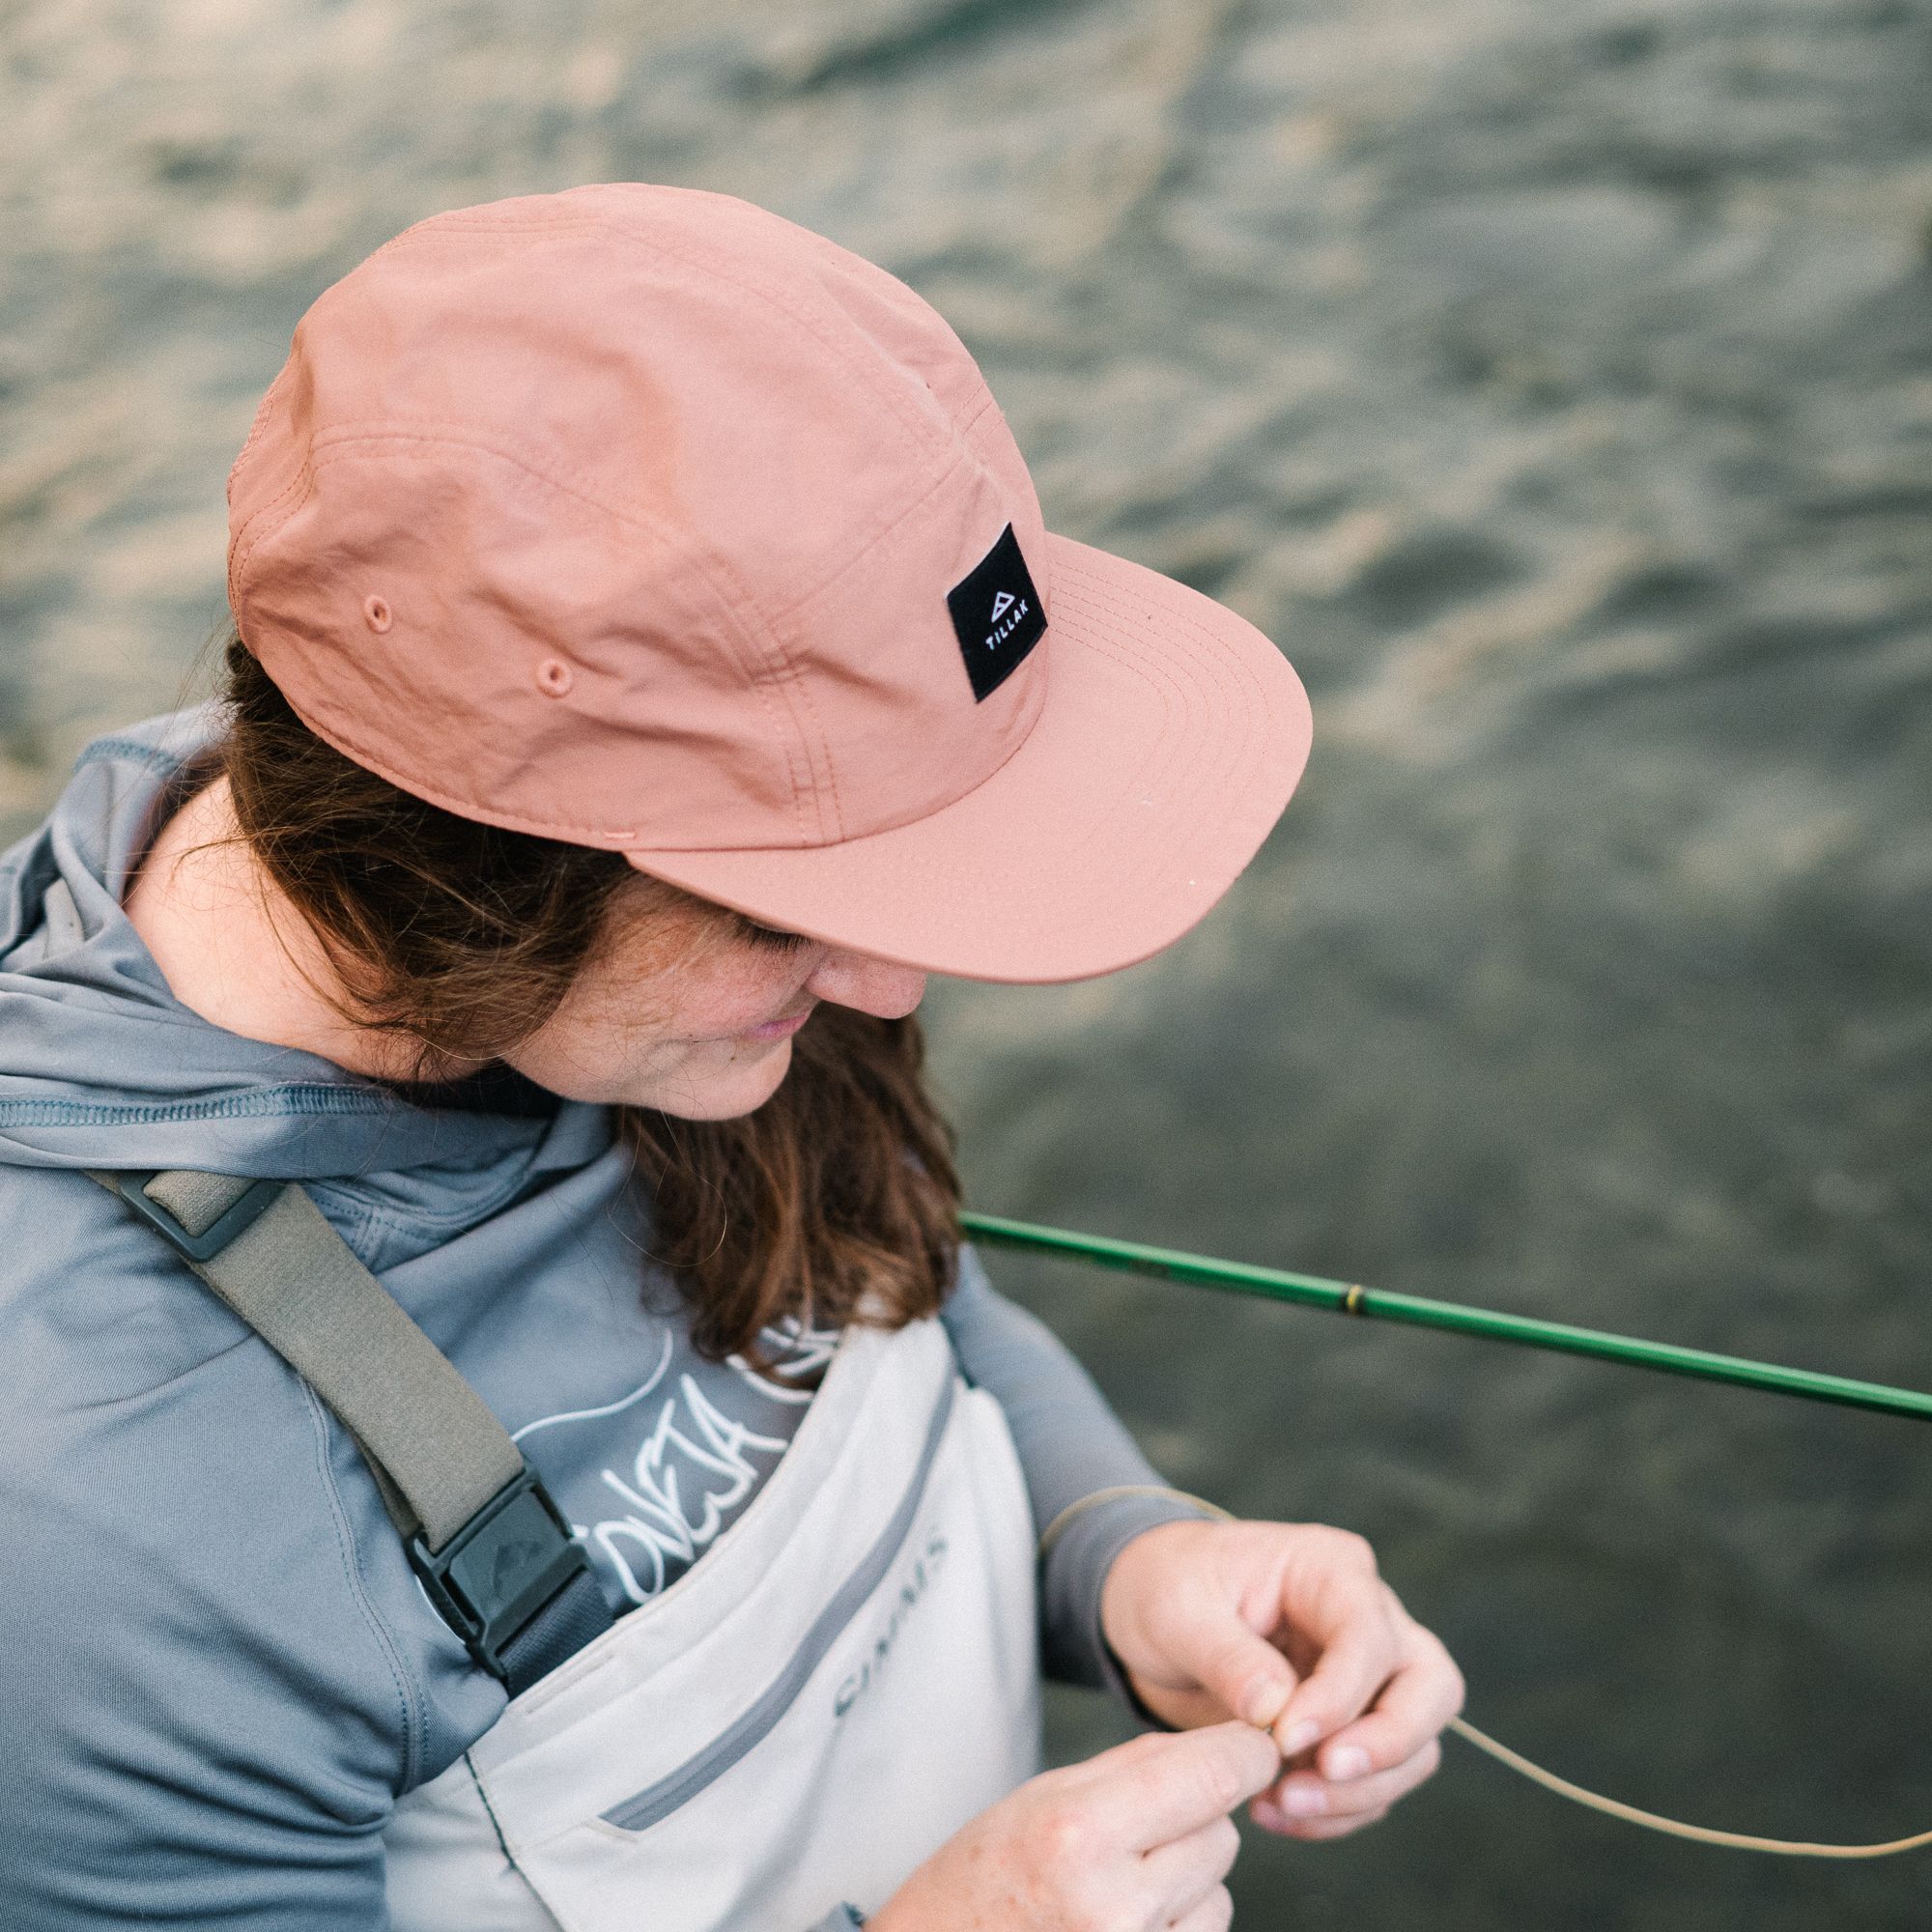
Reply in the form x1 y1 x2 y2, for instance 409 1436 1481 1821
1098 1517 1463 1840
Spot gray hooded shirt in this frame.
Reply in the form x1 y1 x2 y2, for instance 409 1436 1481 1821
0 709 1205 1930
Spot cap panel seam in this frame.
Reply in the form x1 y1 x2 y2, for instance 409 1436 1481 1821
289 421 863 701
765 442 974 631
228 360 297 496
633 544 1294 869
632 622 1048 860
775 634 841 843
230 453 321 611
413 199 1005 444
274 420 928 846
297 419 731 545
415 201 1005 495
952 385 1002 436
295 411 960 646
374 206 950 463
595 218 948 457
309 432 815 837
233 429 810 830
340 211 477 268
251 695 650 846
689 543 834 845
235 437 814 846
753 441 1005 843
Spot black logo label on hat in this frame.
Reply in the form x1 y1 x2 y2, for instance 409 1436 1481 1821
948 524 1046 702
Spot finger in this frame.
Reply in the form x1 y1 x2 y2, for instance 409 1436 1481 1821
1268 1561 1397 1757
1159 1605 1299 1731
1315 1612 1463 1781
1138 1814 1239 1925
1263 1738 1441 1824
1133 1683 1245 1733
1091 1719 1281 1852
1169 1884 1234 1932
1251 1802 1391 1842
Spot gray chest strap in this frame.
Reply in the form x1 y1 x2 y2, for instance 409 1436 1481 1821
90 1168 613 1694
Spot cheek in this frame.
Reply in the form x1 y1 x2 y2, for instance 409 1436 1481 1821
497 975 677 1093
515 949 804 1079
659 955 812 1039
495 1023 637 1099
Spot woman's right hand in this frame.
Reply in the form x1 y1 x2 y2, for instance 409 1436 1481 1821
867 1719 1280 1931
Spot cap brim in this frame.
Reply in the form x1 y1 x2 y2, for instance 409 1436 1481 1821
623 531 1313 983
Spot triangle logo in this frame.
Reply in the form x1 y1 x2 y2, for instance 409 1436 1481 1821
947 523 1047 702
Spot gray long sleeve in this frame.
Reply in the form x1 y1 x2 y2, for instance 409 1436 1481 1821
940 1244 1216 1695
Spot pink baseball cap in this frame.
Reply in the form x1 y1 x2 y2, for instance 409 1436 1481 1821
227 184 1312 983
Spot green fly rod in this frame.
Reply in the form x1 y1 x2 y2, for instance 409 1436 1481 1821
959 1212 1932 1425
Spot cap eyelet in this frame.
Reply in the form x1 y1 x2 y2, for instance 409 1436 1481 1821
362 595 392 634
534 658 574 697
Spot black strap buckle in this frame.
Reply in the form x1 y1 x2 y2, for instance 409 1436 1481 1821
114 1172 285 1263
408 1466 593 1685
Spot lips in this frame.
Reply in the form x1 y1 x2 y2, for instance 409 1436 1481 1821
737 1005 813 1044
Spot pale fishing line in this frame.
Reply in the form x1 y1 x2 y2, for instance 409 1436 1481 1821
1001 1219 1932 1862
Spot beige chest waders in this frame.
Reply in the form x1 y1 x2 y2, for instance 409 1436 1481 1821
98 1170 1043 1932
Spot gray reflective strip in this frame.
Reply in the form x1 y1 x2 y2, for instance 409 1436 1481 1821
600 1371 958 1833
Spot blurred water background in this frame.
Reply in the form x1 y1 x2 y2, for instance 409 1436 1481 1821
5 0 1931 1923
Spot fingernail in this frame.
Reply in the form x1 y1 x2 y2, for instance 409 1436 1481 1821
1282 1783 1326 1817
1325 1745 1370 1780
1250 1799 1287 1833
1280 1719 1320 1755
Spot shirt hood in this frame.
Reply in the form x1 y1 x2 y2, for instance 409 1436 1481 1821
0 706 611 1185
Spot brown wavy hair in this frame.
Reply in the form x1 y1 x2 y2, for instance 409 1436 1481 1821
213 633 961 1362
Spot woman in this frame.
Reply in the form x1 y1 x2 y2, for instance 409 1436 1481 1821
0 185 1462 1930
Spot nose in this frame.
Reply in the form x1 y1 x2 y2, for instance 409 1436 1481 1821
805 948 927 1020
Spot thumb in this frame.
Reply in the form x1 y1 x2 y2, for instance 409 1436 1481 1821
1170 1607 1298 1732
